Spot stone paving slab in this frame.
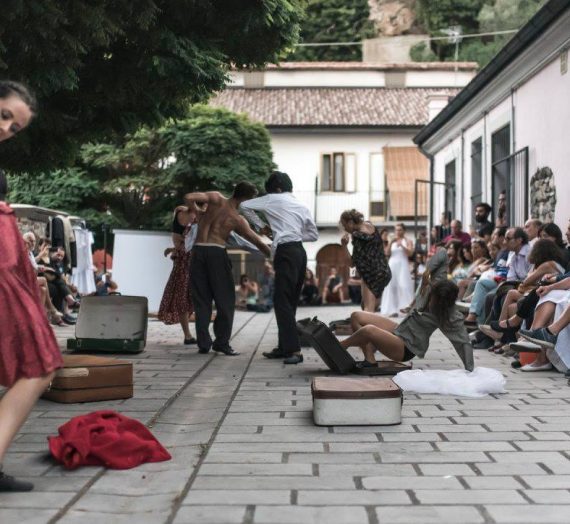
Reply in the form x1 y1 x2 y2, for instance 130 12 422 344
2 305 570 523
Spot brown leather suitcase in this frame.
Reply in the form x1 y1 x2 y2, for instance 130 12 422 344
42 355 133 403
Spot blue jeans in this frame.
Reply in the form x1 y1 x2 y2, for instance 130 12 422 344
469 278 498 323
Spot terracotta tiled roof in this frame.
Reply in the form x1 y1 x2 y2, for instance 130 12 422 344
210 88 461 127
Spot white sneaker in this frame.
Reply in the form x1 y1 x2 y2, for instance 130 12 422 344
521 362 553 372
456 301 471 313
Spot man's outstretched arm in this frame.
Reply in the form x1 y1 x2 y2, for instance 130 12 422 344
184 191 221 207
235 217 271 258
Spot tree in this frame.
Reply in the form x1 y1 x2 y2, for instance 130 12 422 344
0 0 303 172
412 0 545 66
79 105 275 229
287 0 375 61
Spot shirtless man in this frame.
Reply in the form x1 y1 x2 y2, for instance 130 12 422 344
184 182 270 355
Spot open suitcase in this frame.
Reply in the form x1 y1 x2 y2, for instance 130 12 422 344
312 377 403 426
297 317 412 376
42 354 133 403
67 296 148 354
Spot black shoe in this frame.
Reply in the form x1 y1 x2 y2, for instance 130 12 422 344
472 339 493 349
184 337 197 345
284 354 303 365
511 360 522 369
263 348 286 359
213 346 240 356
198 347 210 354
0 472 34 492
62 314 76 325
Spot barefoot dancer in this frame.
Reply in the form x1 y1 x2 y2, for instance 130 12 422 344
0 81 63 492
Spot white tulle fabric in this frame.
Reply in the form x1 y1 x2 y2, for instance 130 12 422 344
393 367 507 398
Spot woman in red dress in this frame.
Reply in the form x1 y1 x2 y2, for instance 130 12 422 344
0 81 63 491
158 206 198 344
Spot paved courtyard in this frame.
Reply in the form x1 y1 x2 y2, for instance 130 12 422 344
2 305 570 524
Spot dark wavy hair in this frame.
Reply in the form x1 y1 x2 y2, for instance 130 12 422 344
0 80 37 116
528 238 565 267
446 240 466 273
428 280 459 329
540 222 566 249
340 209 364 225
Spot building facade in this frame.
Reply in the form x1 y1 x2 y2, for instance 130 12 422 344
211 62 477 268
414 0 570 232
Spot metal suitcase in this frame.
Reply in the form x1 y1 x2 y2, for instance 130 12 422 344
42 354 133 403
312 377 403 426
67 296 148 354
297 317 412 376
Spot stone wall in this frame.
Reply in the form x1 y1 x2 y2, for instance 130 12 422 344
530 167 557 222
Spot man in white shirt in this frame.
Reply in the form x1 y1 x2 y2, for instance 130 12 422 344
240 171 318 364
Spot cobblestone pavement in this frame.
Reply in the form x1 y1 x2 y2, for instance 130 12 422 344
2 305 570 523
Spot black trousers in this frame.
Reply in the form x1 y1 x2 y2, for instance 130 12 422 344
274 242 307 355
47 278 71 312
190 246 235 351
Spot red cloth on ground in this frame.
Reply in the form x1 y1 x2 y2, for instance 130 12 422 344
0 202 63 388
48 410 171 470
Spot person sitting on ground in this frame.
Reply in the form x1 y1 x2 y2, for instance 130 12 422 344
340 280 474 371
44 246 78 325
323 267 345 304
299 268 320 306
474 202 494 241
446 240 470 283
414 229 429 257
258 261 275 310
95 271 119 296
346 268 362 306
479 239 566 347
235 274 259 310
443 219 472 247
22 232 64 326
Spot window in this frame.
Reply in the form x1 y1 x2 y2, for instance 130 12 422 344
491 124 511 222
444 159 456 218
471 137 483 222
321 153 356 192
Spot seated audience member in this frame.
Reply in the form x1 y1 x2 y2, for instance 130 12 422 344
95 271 119 296
235 274 259 310
456 239 491 299
347 268 362 306
300 268 320 306
45 246 78 324
474 202 494 241
340 280 473 370
22 232 64 326
443 219 471 247
414 253 426 281
479 239 566 346
516 276 570 372
446 240 470 283
258 261 275 309
540 222 570 267
463 227 527 326
323 267 344 304
524 218 542 247
435 211 452 242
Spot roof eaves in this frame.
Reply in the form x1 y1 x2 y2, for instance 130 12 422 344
413 0 570 147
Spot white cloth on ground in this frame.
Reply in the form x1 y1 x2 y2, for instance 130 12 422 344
393 367 507 398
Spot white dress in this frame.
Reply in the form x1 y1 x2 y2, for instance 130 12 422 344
381 239 414 316
70 227 97 295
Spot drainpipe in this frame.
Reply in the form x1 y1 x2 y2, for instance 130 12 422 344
428 152 435 250
460 129 465 224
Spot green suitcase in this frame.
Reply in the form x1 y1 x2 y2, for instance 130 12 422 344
67 295 148 354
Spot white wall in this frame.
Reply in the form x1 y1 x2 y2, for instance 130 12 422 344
515 56 570 227
228 69 476 89
270 131 417 226
112 230 173 314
